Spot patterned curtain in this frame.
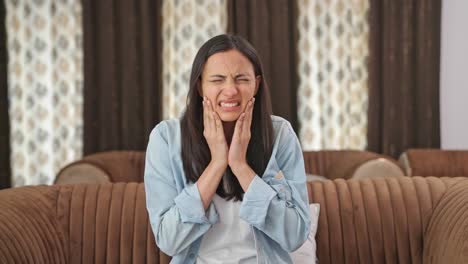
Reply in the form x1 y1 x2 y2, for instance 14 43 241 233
162 0 227 119
6 0 83 186
297 0 369 150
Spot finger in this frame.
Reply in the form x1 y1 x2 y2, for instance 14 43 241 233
207 99 215 133
203 97 209 132
213 111 222 134
234 113 245 140
205 99 213 133
243 98 254 132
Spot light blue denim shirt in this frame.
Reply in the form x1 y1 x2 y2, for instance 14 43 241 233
144 115 310 264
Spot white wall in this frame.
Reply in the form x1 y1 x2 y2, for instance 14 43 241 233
440 0 468 149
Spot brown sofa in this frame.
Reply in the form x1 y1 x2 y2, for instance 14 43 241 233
302 150 404 180
55 151 145 184
55 150 404 184
1 177 468 263
399 149 468 177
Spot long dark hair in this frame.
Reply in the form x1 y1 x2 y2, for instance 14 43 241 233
180 34 274 201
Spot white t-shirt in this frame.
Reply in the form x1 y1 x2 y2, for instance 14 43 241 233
197 194 257 264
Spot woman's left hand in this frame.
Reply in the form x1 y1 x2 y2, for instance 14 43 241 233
228 97 255 171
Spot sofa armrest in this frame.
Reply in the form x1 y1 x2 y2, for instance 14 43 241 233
0 186 67 263
424 179 468 263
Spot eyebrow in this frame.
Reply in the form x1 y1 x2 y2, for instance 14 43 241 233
209 74 226 79
208 73 250 78
234 73 249 78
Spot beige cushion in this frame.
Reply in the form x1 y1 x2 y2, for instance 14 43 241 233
353 158 405 179
55 163 110 184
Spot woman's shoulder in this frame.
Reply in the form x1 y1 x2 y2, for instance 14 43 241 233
149 118 181 140
270 115 294 134
270 115 289 125
269 115 299 152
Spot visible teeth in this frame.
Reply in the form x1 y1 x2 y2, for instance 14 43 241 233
220 102 239 107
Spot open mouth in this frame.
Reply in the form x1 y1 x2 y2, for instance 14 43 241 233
218 101 241 112
219 102 239 107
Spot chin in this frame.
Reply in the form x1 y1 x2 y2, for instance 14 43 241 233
219 113 241 122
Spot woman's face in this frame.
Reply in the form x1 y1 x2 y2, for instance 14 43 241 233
200 49 260 123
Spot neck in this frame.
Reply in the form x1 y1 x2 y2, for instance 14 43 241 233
222 121 235 145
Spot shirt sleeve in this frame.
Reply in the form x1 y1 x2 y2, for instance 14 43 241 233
239 121 311 252
144 123 218 256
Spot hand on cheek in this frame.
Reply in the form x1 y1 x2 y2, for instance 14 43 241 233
202 97 229 169
228 97 255 172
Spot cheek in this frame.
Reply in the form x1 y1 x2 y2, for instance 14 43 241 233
201 85 217 99
241 84 256 98
204 91 219 106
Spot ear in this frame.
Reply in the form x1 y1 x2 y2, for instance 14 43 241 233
254 75 261 95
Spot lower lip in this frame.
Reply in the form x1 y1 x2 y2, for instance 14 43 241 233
219 104 241 112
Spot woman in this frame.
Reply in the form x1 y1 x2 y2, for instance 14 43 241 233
145 34 310 263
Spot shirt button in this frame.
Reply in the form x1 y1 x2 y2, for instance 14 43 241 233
275 171 284 179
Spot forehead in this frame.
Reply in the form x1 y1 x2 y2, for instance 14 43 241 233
203 49 255 75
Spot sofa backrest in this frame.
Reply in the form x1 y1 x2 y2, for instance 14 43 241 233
303 150 404 179
1 177 465 264
55 150 403 184
55 151 145 184
399 149 468 177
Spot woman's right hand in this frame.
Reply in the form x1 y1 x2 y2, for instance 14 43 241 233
203 97 228 169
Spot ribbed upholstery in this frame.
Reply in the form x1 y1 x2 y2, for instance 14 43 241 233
424 179 468 263
56 183 170 264
0 186 68 263
0 183 170 264
400 149 468 177
2 177 467 263
306 176 465 264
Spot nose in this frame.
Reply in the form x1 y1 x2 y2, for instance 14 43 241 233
222 79 239 96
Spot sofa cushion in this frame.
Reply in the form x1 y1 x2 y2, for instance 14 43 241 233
352 158 405 179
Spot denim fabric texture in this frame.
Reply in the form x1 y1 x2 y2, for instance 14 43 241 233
145 115 311 264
